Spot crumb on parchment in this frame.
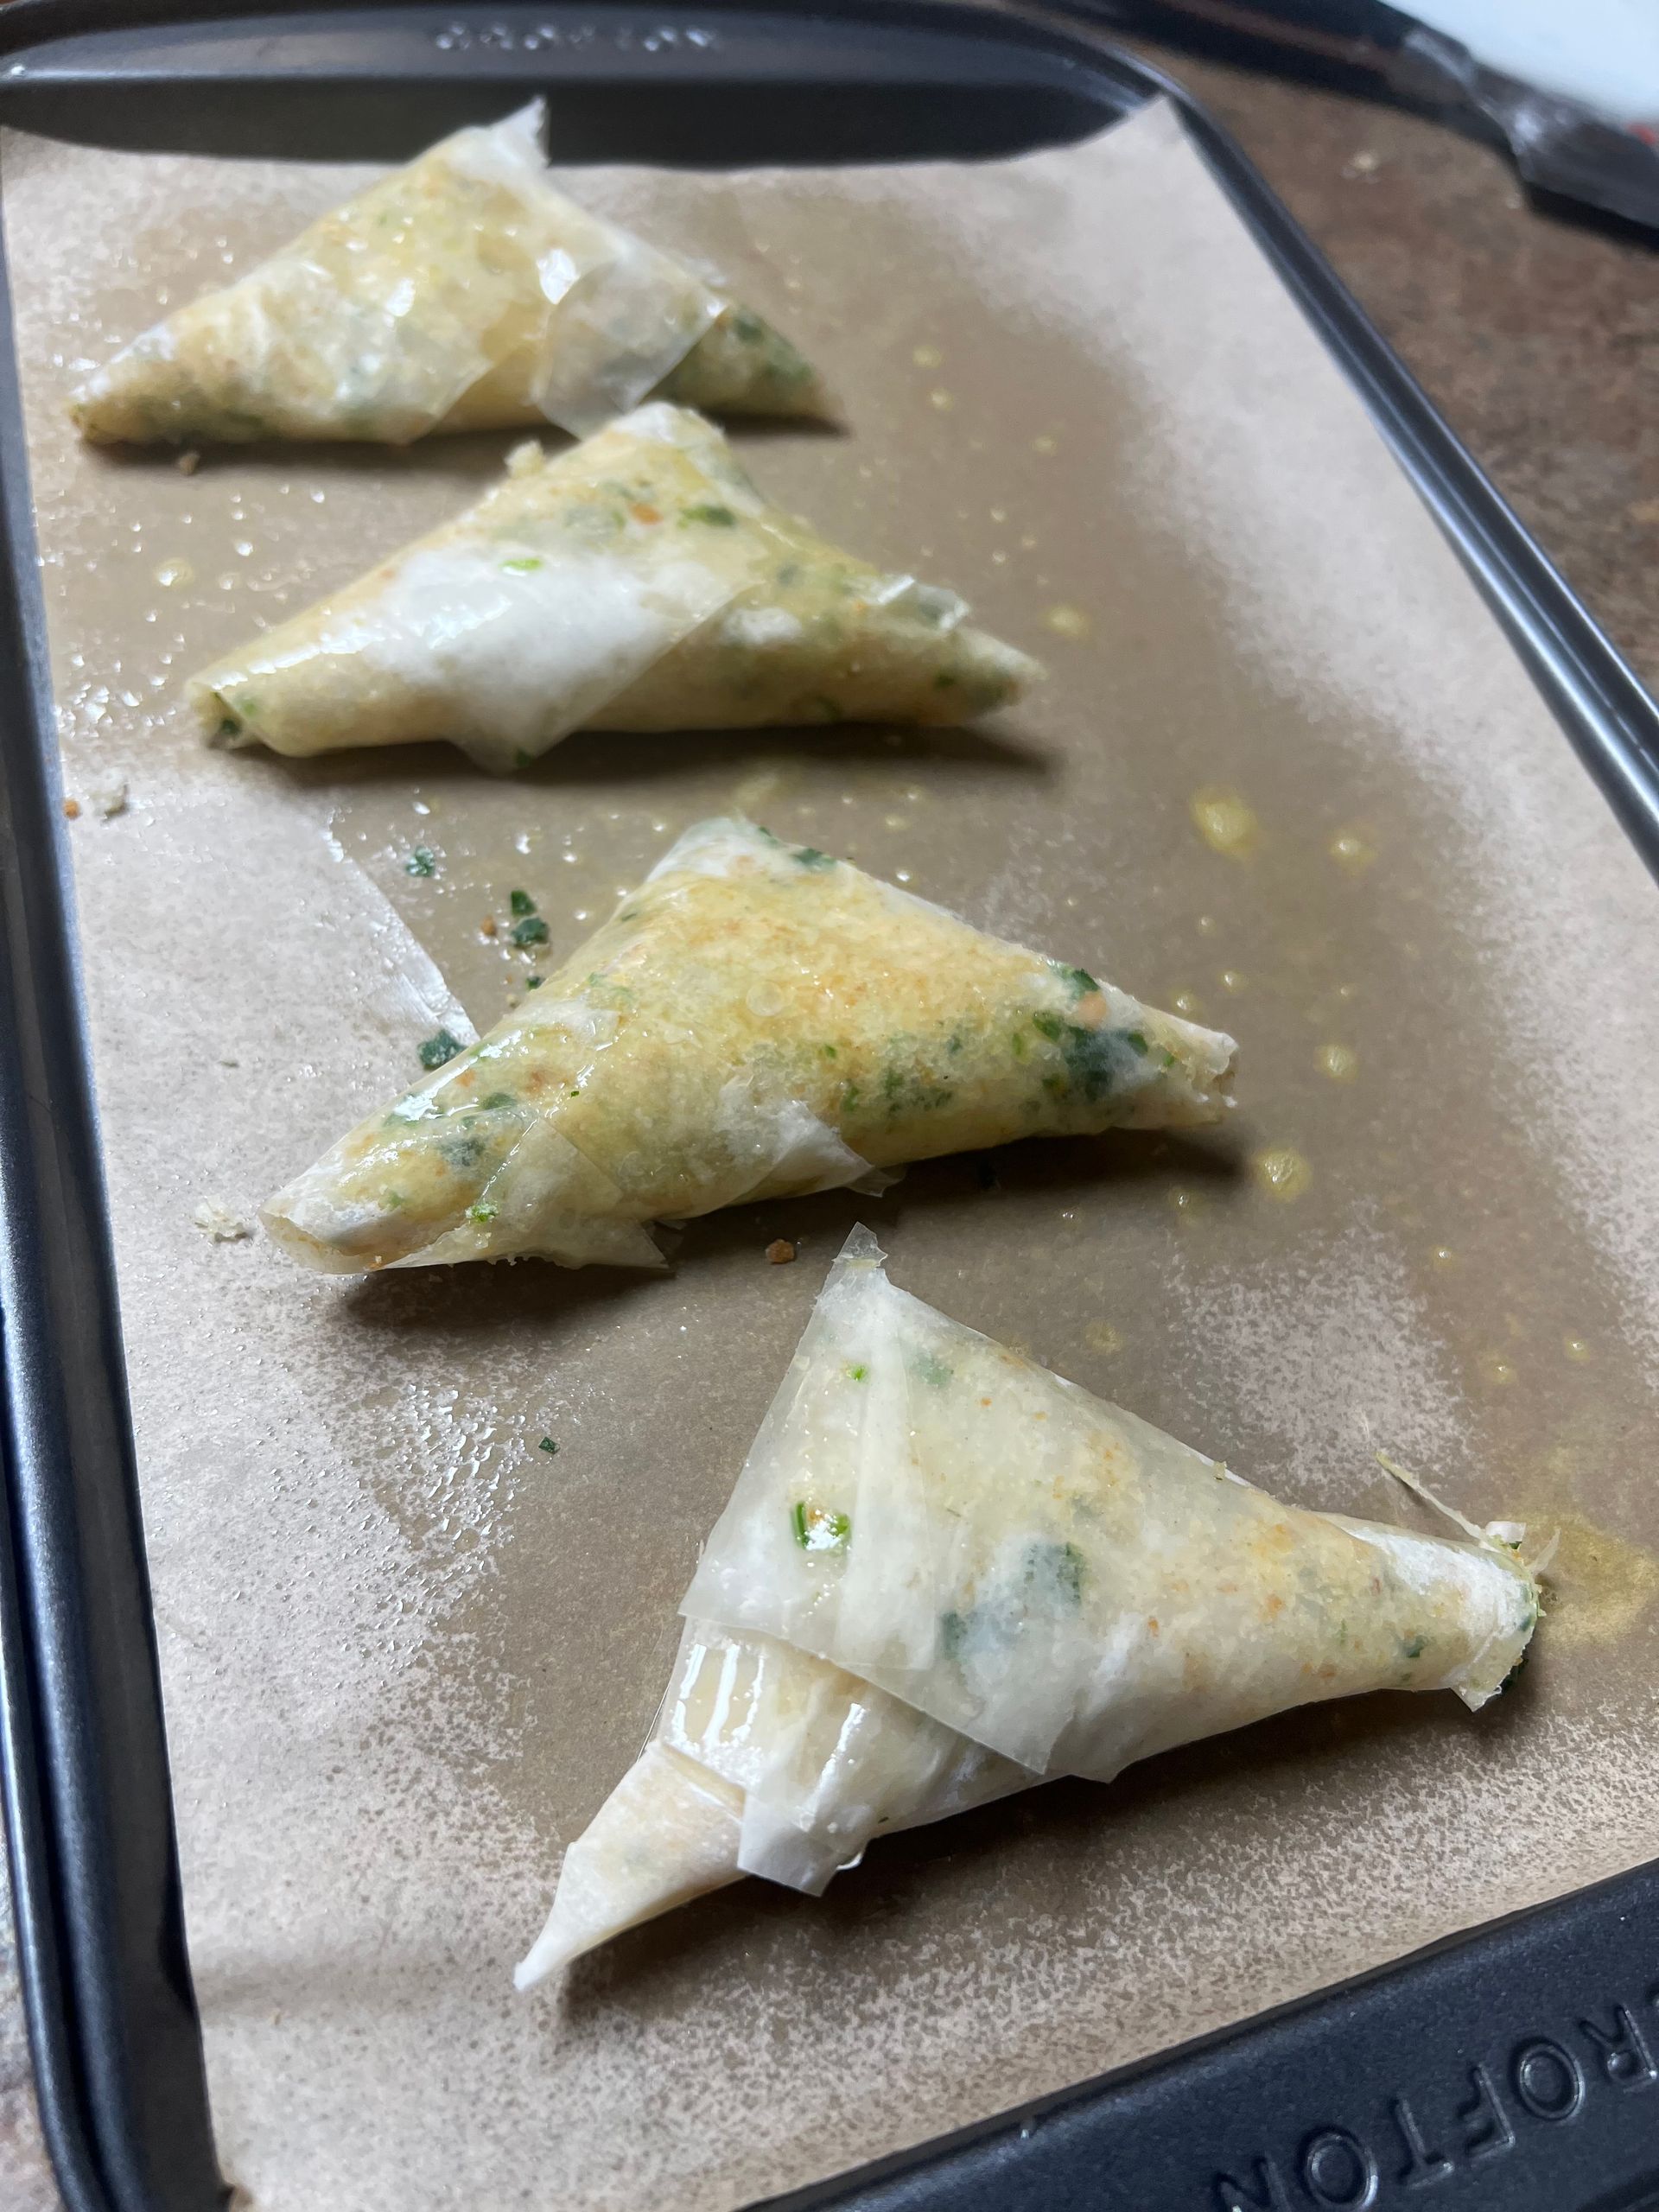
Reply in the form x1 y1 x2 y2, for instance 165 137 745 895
766 1239 797 1265
193 1198 252 1242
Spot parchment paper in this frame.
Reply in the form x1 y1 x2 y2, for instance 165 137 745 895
5 98 1659 2212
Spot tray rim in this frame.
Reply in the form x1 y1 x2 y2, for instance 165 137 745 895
0 7 1654 2211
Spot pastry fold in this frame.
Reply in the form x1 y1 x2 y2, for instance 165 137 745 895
262 818 1236 1274
70 104 829 447
189 404 1039 769
518 1229 1540 1986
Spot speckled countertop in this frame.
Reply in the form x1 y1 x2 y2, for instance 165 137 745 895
1 41 1655 2211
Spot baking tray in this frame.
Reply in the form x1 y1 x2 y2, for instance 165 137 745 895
0 5 1656 2212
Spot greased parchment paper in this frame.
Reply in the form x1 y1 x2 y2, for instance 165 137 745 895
5 98 1658 2212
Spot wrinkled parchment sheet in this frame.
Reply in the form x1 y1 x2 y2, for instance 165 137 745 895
5 97 1658 2212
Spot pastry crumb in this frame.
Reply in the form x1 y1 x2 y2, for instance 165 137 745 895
176 448 201 474
193 1198 252 1242
61 797 80 819
87 778 128 819
766 1238 797 1265
481 915 498 937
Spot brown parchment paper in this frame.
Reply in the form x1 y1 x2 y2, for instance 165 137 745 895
5 97 1659 2212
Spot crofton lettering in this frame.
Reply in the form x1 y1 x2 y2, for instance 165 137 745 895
1211 1985 1659 2208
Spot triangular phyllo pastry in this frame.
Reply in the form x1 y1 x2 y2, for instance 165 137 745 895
69 104 828 447
189 404 1039 768
261 818 1236 1274
517 1229 1541 1985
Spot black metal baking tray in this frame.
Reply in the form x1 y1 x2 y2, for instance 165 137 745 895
0 7 1655 2212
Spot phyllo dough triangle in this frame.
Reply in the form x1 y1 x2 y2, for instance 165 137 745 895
69 104 828 448
261 818 1236 1274
517 1229 1540 1986
188 404 1039 769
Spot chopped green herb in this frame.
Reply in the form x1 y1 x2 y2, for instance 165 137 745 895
681 502 736 527
939 1609 969 1660
774 562 803 588
731 310 766 345
1053 964 1099 998
1125 1031 1150 1057
500 555 543 573
417 1029 462 1071
525 975 544 990
510 914 550 948
791 1500 851 1552
1011 1031 1027 1061
1026 1540 1085 1607
1162 1050 1178 1069
215 715 241 740
539 1436 559 1456
480 1091 516 1110
842 1082 861 1109
821 1043 839 1059
846 1363 868 1383
438 1135 485 1168
912 1350 953 1387
382 1188 407 1210
1032 1012 1065 1042
1402 1633 1427 1660
513 747 533 770
791 846 836 870
404 847 436 878
467 1202 499 1225
508 888 537 917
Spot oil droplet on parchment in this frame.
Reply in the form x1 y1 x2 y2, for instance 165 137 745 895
1529 1512 1659 1651
1042 603 1092 640
1191 786 1260 858
1328 827 1376 873
1032 432 1058 455
1564 1337 1593 1363
1172 990 1202 1019
1084 1322 1122 1355
1478 1351 1516 1387
1316 1043 1358 1082
912 343 943 368
1251 1147 1313 1201
927 388 954 412
153 557 193 588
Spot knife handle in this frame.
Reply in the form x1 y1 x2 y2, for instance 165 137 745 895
1097 0 1417 73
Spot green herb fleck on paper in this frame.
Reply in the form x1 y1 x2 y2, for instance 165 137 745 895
525 975 544 990
792 846 836 870
417 1029 462 1071
681 502 736 527
500 555 543 573
539 1436 559 1456
940 1609 969 1660
404 847 436 878
912 1350 953 1387
509 888 537 917
510 915 550 947
791 1500 851 1552
467 1202 499 1225
480 1091 516 1110
846 1363 868 1383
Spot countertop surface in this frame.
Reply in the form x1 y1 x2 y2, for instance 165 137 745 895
2 36 1656 2212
